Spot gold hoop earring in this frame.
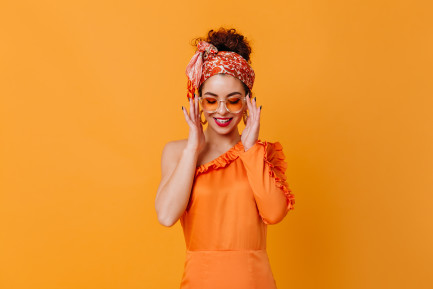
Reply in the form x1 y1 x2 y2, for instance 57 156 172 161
200 110 207 125
243 110 248 124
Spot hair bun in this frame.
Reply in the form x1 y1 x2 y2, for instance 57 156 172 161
192 27 252 63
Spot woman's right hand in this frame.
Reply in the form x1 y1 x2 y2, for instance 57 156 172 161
182 94 206 154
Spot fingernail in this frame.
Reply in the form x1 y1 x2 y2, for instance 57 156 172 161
260 105 262 110
254 97 256 102
181 106 183 110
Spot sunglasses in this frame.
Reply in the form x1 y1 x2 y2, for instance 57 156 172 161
198 95 246 113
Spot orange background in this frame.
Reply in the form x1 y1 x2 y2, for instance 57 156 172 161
1 0 432 288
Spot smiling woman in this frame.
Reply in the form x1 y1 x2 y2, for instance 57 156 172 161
154 27 295 289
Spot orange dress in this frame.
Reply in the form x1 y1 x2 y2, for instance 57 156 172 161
179 139 295 289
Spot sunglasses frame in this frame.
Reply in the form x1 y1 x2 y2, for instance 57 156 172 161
198 95 247 114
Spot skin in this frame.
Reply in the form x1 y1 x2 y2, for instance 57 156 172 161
154 74 262 227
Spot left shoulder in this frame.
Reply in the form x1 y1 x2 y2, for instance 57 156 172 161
257 139 284 152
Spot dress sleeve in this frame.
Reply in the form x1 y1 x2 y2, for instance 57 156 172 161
238 140 295 225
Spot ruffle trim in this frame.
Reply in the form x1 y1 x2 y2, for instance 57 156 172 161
194 140 295 210
257 140 296 211
195 140 244 177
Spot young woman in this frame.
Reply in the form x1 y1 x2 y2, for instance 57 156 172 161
154 28 295 289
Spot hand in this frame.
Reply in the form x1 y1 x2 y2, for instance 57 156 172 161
182 94 206 154
241 93 261 151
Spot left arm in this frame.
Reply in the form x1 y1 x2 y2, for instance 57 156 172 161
240 94 295 224
238 140 295 225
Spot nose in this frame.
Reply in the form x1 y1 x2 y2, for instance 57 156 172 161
216 100 228 115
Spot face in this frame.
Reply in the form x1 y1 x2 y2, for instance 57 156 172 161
200 74 247 135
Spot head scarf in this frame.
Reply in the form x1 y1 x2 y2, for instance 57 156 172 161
185 41 255 100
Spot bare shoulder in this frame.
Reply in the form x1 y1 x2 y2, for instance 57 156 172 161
160 139 188 169
162 139 188 157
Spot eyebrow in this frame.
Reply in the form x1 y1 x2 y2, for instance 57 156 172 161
203 91 242 97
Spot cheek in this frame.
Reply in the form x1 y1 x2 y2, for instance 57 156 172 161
236 109 246 117
231 112 244 122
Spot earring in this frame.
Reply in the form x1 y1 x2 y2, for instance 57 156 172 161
200 110 207 125
243 110 248 124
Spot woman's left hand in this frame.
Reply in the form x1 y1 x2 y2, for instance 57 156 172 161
241 93 261 151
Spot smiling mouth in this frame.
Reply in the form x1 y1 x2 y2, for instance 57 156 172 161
214 117 232 122
214 117 233 126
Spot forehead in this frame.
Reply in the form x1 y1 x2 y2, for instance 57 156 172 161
202 74 244 95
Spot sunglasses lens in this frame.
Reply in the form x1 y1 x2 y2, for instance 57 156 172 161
201 97 219 111
226 97 243 112
201 96 244 112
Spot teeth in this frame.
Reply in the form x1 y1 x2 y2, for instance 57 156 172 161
215 118 231 123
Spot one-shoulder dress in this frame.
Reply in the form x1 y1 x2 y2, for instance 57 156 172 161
179 139 295 289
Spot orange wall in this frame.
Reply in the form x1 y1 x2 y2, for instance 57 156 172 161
1 0 432 288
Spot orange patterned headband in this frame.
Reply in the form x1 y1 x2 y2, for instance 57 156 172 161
185 41 255 100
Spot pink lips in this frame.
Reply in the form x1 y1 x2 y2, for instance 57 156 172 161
214 117 233 127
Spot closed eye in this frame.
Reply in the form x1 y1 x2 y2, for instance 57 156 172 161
228 97 241 104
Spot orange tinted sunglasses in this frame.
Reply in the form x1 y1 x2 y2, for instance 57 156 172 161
198 95 246 113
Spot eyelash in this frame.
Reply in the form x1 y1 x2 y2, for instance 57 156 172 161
205 99 240 104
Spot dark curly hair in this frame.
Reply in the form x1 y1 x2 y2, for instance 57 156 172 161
192 27 253 97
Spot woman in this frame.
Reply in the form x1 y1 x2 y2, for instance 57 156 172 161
154 28 295 289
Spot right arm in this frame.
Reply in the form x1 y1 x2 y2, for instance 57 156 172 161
154 96 205 227
154 142 199 227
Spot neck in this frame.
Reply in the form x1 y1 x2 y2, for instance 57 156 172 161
204 127 241 149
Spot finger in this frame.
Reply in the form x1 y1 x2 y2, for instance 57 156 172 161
257 106 262 122
182 106 190 121
182 106 192 126
250 94 257 120
189 97 195 121
244 110 251 129
252 96 259 120
245 93 252 117
192 97 197 121
252 96 257 108
199 118 204 132
195 95 199 122
257 103 262 121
